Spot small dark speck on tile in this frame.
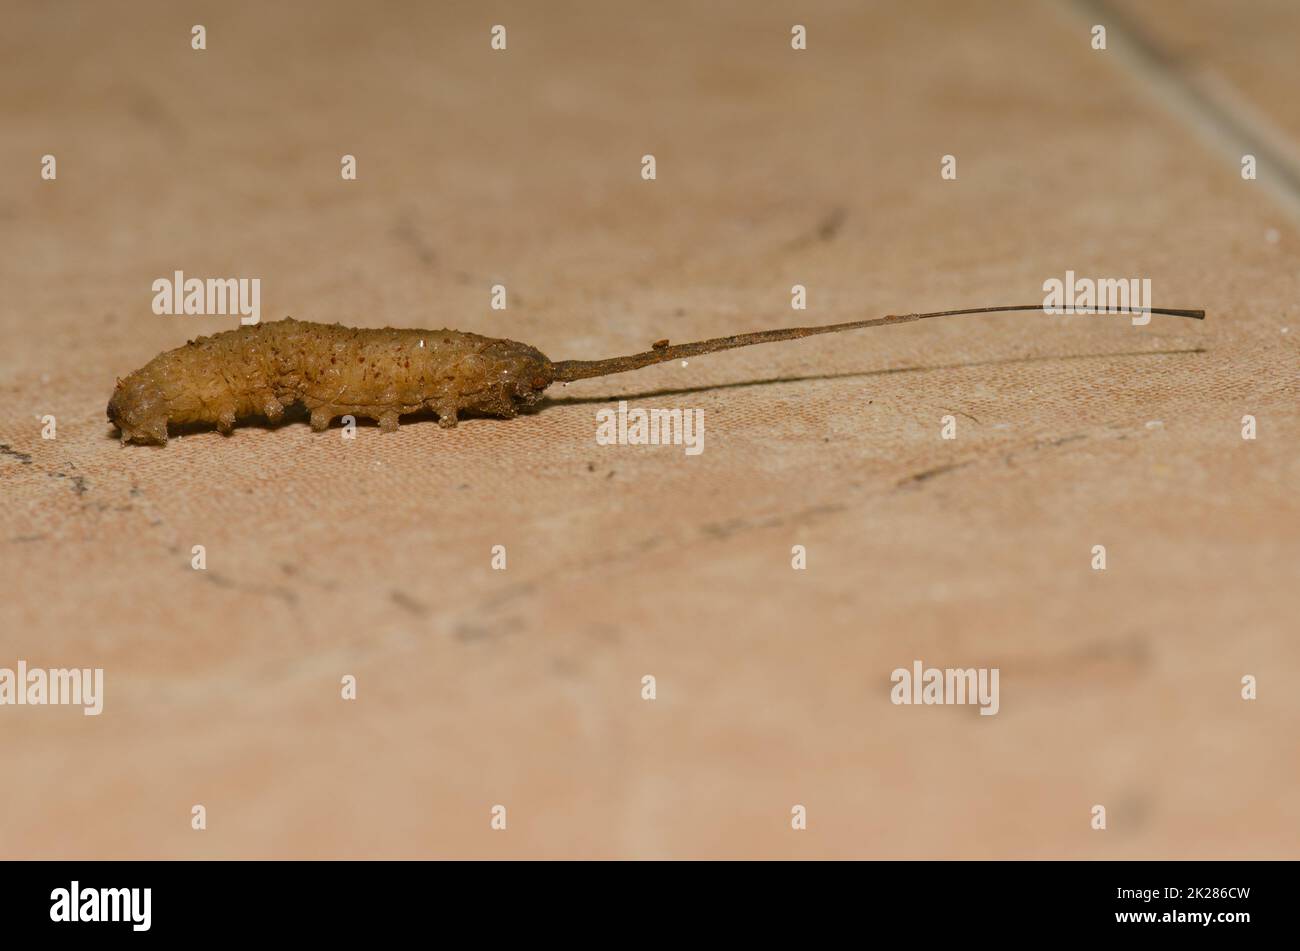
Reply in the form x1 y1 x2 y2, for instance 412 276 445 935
550 656 582 678
390 590 430 616
0 443 33 464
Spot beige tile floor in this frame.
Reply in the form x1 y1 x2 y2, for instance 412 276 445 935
1 0 1296 858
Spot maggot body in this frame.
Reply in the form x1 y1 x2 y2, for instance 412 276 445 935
108 318 555 444
109 306 1204 445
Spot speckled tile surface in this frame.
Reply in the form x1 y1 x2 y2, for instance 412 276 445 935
1 0 1296 858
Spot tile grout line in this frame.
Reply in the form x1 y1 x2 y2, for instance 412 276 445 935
1063 0 1300 223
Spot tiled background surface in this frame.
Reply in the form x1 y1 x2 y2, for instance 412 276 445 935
1 1 1296 857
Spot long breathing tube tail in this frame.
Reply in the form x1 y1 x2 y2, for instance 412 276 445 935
550 305 1205 383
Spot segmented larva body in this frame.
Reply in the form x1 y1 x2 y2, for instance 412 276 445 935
109 306 1205 445
108 318 556 444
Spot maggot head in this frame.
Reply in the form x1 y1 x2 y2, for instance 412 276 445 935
107 372 169 444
